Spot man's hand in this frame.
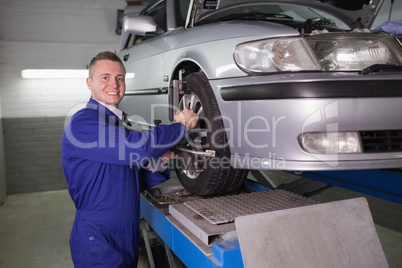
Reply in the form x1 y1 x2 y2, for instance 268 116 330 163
160 150 175 163
174 107 198 130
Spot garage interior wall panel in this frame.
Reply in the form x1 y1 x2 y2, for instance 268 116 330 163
0 0 125 44
0 0 129 194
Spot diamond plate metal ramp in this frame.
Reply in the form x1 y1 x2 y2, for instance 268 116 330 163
169 190 319 246
235 197 388 268
184 190 318 225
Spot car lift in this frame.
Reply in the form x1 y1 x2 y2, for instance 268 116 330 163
140 169 402 268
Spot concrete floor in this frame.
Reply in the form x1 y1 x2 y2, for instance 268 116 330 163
0 186 401 267
0 190 149 268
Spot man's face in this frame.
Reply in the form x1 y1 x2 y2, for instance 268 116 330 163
87 59 126 107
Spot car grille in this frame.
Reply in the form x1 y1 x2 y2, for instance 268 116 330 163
360 130 402 152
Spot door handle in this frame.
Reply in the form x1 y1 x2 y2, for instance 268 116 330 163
123 53 130 62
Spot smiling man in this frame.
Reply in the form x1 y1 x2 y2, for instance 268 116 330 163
87 54 126 107
61 51 198 267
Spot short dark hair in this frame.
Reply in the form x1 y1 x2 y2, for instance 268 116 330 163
88 51 124 78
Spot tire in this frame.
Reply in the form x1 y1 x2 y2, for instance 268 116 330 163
175 72 248 196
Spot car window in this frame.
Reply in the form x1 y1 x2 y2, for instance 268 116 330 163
125 0 167 48
145 0 167 31
175 0 191 27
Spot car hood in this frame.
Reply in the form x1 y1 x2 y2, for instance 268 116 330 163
166 20 299 50
189 0 385 29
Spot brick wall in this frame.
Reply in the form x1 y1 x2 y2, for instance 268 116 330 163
3 117 67 194
0 119 6 204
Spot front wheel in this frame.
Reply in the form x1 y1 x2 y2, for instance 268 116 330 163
175 72 248 196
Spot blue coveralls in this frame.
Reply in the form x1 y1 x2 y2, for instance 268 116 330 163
61 98 186 267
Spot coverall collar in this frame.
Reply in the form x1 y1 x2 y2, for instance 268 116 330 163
89 98 124 120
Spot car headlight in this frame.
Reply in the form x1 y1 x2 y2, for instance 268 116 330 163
234 34 402 74
306 33 402 71
299 132 362 154
234 38 321 73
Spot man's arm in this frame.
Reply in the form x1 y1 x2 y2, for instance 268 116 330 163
65 108 198 167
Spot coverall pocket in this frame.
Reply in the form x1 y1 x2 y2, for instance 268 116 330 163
87 226 112 259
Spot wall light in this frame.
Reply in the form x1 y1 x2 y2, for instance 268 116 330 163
21 69 135 79
21 69 88 79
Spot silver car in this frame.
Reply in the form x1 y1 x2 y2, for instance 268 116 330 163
118 0 402 195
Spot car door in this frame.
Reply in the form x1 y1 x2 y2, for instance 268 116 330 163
119 0 171 127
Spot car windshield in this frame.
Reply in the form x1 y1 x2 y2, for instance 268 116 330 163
193 2 350 31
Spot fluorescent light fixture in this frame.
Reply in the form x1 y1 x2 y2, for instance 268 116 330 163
21 69 88 79
21 69 135 79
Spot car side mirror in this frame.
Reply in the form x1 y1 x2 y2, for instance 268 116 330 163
123 15 164 36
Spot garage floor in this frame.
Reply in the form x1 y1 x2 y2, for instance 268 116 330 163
0 176 401 268
0 187 149 268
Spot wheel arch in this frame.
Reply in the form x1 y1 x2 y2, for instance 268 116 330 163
171 60 203 81
168 60 204 121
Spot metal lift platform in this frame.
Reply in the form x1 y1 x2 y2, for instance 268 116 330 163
140 169 395 268
140 184 245 268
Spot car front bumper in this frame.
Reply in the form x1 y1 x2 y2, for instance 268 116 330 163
210 72 402 171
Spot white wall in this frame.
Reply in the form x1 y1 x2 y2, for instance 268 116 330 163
0 41 115 118
0 0 129 119
0 0 149 194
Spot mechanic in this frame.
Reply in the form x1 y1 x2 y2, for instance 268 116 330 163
61 51 198 267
